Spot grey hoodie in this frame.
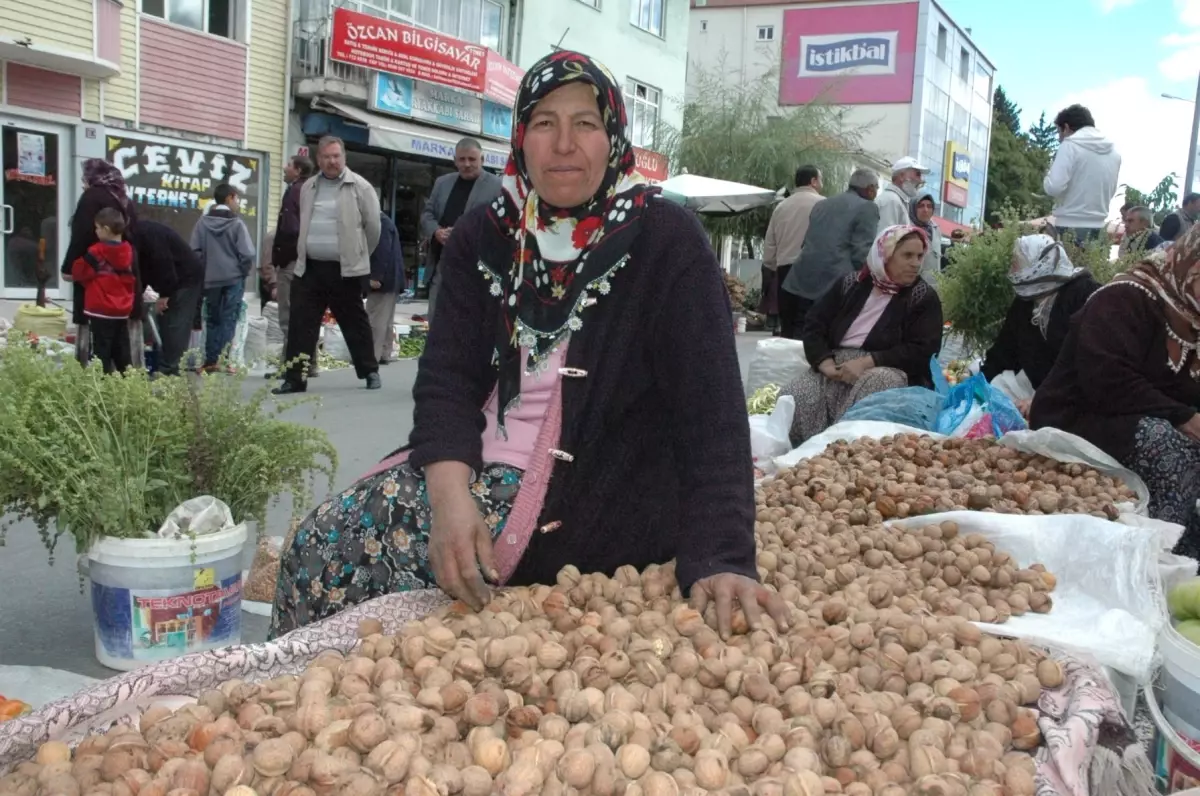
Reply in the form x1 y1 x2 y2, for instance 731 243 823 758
191 206 256 288
1043 127 1121 229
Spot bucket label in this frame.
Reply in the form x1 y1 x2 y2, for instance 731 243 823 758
92 572 242 662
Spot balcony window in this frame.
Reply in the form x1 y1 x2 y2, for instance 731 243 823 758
625 78 660 148
141 0 244 40
384 0 503 49
631 0 665 37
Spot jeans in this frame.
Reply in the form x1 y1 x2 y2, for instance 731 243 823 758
158 283 203 375
203 283 243 366
1057 227 1104 245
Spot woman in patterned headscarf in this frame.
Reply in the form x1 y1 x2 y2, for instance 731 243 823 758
270 51 786 639
62 158 138 363
1032 227 1200 560
981 234 1099 412
782 224 944 446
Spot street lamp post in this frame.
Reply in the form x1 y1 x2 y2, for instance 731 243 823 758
1163 81 1200 194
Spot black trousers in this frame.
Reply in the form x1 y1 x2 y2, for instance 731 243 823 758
89 317 132 374
284 258 378 384
157 283 203 376
778 288 814 340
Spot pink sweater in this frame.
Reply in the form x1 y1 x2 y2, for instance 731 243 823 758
481 347 567 470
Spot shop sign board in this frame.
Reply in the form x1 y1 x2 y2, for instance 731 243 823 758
331 7 486 94
370 72 482 134
106 134 261 246
482 100 513 140
943 141 970 208
633 147 669 182
780 2 918 106
485 51 523 107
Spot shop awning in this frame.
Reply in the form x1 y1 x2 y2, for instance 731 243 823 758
313 98 510 170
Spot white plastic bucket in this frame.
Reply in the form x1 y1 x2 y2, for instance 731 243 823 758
86 524 248 671
1149 625 1200 790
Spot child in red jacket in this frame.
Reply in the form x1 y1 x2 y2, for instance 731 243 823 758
72 207 138 373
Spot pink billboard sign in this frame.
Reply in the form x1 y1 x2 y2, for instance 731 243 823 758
780 2 919 106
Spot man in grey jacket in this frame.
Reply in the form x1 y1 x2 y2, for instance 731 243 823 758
780 168 881 339
274 136 383 394
191 182 255 370
420 138 502 321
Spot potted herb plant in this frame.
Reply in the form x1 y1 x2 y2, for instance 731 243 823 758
0 337 337 669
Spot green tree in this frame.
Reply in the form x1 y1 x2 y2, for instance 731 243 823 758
984 98 1052 226
654 58 864 247
993 87 1022 137
1123 173 1179 224
1028 112 1059 155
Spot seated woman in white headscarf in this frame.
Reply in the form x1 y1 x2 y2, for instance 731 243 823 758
980 234 1099 415
783 225 944 446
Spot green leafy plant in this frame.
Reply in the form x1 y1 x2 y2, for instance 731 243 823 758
938 206 1139 356
0 336 337 558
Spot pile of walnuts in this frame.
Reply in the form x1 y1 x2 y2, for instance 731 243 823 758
0 434 1102 796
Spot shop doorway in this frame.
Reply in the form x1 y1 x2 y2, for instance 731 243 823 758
0 117 70 301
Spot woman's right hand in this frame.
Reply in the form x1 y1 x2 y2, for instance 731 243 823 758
1180 413 1200 443
426 462 498 611
818 359 841 381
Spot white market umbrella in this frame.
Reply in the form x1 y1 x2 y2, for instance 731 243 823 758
658 174 779 216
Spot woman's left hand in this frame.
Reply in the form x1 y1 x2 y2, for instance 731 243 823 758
839 356 874 384
690 573 791 639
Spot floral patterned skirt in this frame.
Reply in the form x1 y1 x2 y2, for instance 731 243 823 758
268 461 523 639
782 348 908 446
1121 417 1200 562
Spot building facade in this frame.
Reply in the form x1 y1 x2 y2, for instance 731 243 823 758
0 0 290 299
688 0 993 229
290 0 682 287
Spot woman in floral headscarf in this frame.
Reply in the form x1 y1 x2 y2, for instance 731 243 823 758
981 234 1100 414
1032 228 1200 559
782 225 944 446
270 51 787 639
61 158 137 363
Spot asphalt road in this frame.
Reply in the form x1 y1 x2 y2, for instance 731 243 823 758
0 333 766 680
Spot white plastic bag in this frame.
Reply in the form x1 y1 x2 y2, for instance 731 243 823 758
889 510 1167 681
242 316 268 368
228 300 249 365
157 496 235 538
323 324 350 361
991 369 1035 403
999 428 1150 515
263 301 284 348
745 338 808 397
750 396 795 465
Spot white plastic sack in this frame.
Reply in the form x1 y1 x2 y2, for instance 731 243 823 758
937 332 973 367
323 323 350 362
157 496 235 539
774 421 940 470
242 316 269 368
263 301 284 348
888 510 1167 681
745 338 808 397
991 369 1034 404
750 396 795 466
228 301 249 365
998 428 1150 515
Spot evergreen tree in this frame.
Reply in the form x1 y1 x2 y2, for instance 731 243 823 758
993 87 1022 137
1028 112 1059 155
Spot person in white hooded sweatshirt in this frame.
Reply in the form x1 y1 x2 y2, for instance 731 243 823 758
1043 104 1121 244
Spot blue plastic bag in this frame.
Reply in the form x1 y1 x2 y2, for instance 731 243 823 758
931 356 1026 437
840 387 943 430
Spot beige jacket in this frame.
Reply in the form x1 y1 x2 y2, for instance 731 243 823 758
295 168 382 279
762 187 824 269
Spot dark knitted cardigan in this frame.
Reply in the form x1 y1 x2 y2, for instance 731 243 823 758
403 198 757 595
1030 284 1200 462
801 272 944 388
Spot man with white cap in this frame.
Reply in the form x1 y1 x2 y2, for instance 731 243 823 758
876 156 931 234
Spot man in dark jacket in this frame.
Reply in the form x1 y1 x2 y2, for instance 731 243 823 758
779 168 881 339
1160 193 1200 243
191 183 255 370
1119 205 1165 255
367 212 405 364
268 155 315 367
129 220 205 376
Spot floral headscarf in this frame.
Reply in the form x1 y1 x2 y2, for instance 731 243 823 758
1009 234 1083 337
83 158 132 215
479 51 658 433
861 224 928 295
1106 225 1200 378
